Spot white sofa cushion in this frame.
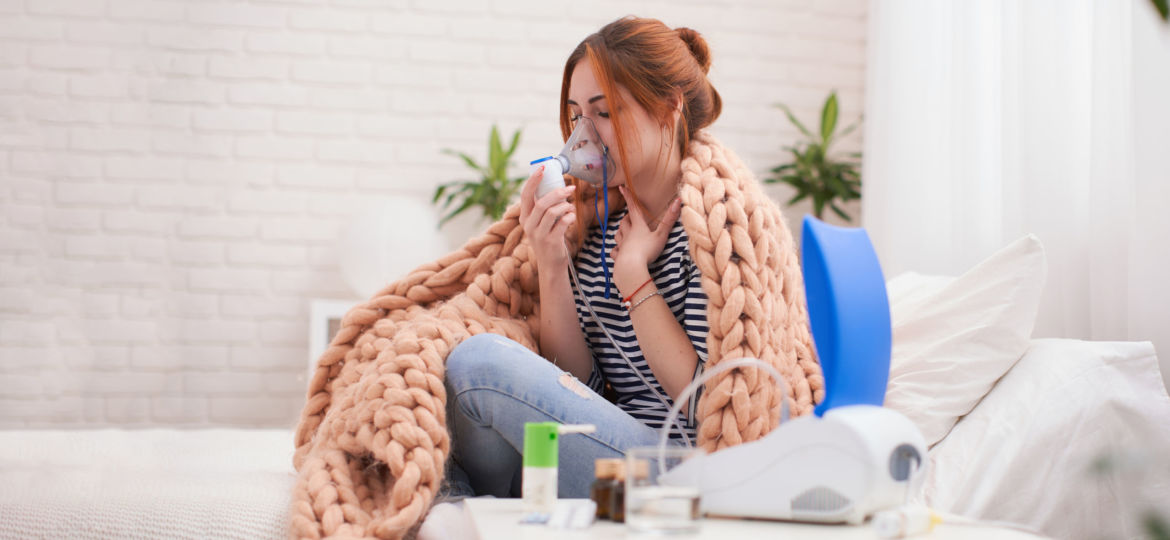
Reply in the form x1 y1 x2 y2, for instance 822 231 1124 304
883 234 1047 446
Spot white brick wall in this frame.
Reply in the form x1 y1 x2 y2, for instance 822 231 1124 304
0 0 866 428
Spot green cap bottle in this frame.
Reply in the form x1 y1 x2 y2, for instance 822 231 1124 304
522 421 597 517
523 422 561 468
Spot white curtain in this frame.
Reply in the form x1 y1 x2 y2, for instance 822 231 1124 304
863 0 1170 383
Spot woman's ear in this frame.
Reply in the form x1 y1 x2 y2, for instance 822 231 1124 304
664 93 684 143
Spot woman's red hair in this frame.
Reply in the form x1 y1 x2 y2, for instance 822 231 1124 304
559 16 722 249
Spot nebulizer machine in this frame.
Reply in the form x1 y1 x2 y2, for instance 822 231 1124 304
652 216 932 535
648 217 937 537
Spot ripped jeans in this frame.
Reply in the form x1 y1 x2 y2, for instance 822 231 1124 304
443 333 667 499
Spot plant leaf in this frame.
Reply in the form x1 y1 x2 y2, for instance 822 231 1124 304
506 128 522 157
439 197 478 226
775 103 814 140
443 149 488 177
837 116 862 140
820 91 839 146
489 125 506 182
826 174 847 199
830 202 852 222
779 175 805 190
441 183 475 210
503 175 525 206
1153 0 1169 22
813 191 830 219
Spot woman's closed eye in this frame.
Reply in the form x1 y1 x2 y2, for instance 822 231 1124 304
571 112 610 123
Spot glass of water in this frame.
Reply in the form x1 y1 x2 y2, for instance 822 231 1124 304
624 445 704 534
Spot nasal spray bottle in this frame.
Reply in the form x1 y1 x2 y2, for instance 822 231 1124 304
522 422 596 520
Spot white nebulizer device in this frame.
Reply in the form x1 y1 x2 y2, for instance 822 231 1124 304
529 155 569 199
652 217 930 526
530 116 615 198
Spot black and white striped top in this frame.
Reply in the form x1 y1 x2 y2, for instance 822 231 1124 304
573 208 710 442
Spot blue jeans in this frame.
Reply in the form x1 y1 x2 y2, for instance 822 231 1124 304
444 333 670 499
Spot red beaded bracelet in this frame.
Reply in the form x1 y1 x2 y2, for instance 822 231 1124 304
621 277 654 308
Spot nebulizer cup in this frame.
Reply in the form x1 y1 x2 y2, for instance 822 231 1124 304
623 446 703 533
530 116 615 198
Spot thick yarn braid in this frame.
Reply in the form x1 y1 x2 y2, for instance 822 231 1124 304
679 132 823 451
289 132 822 539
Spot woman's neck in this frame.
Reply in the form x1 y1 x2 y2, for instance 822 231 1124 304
638 150 683 226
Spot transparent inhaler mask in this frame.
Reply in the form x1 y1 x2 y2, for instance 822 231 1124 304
532 115 615 197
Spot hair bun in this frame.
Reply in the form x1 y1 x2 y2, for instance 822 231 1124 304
676 27 711 74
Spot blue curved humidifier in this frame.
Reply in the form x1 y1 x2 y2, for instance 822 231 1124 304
800 215 893 416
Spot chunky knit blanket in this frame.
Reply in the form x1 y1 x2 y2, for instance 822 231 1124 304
290 132 824 539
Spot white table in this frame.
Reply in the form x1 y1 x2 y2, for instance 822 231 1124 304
462 498 1047 540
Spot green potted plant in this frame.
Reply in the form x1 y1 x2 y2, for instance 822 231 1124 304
765 91 862 222
433 125 525 226
1151 0 1168 22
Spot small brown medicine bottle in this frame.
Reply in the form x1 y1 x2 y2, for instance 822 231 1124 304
590 458 620 520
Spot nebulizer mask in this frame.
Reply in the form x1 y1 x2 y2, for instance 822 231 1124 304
530 115 615 198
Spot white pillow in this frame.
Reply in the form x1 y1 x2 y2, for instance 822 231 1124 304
883 234 1047 447
923 338 1170 539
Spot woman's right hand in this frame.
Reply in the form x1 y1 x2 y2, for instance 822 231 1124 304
520 166 577 271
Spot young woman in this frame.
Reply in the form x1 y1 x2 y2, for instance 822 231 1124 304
443 16 724 498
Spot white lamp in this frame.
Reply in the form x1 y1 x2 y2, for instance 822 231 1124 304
307 195 449 376
309 195 448 375
336 194 450 299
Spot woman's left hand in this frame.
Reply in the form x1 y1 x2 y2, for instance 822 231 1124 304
612 186 682 294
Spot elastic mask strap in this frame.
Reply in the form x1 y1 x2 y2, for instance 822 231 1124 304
599 149 612 299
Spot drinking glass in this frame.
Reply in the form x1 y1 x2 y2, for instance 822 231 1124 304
624 445 704 534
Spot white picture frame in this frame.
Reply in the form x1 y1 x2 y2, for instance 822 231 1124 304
308 299 360 377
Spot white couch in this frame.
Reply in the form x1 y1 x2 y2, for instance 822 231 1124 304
2 237 1167 539
0 428 296 539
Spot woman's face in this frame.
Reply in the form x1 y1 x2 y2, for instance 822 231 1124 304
568 59 671 190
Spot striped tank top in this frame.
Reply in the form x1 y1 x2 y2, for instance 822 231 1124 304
573 207 710 442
